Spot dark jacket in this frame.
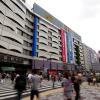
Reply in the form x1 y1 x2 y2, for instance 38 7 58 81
15 75 26 91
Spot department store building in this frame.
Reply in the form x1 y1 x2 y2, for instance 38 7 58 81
0 0 84 73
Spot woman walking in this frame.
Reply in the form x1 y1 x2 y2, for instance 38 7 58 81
63 72 73 100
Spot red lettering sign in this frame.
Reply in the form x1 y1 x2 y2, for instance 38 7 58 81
60 29 66 63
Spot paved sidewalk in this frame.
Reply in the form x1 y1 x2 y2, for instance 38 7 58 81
24 88 63 100
23 82 100 100
0 79 62 100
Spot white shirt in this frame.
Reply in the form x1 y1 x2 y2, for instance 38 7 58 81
31 74 41 90
28 74 33 80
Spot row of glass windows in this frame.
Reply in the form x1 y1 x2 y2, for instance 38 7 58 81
25 18 33 26
25 25 33 33
23 41 32 47
37 32 61 42
17 28 32 39
23 49 32 56
26 10 34 19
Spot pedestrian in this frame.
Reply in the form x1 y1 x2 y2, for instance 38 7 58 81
39 72 43 87
51 74 56 88
30 70 41 100
63 72 73 100
1 73 6 84
73 72 82 100
27 71 33 88
14 71 26 100
92 76 96 86
87 73 92 85
0 73 2 83
11 72 16 84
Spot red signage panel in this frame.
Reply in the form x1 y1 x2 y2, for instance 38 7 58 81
60 29 66 63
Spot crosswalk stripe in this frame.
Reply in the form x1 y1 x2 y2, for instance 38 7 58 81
0 80 62 100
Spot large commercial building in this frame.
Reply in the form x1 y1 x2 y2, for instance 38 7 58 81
0 0 84 73
83 44 99 71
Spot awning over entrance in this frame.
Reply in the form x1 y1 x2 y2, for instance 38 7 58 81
1 67 15 71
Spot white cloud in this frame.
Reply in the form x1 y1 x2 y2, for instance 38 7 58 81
27 0 100 52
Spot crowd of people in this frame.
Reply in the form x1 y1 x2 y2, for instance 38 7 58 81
0 72 16 84
0 70 100 100
87 72 100 86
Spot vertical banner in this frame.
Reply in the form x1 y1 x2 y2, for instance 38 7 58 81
60 29 66 63
71 33 75 63
67 32 74 63
65 33 67 63
32 16 38 56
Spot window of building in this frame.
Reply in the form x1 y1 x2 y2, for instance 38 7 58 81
37 45 39 49
36 52 38 57
23 49 30 55
59 57 62 61
37 38 39 42
37 32 39 36
40 23 47 28
23 41 28 46
17 29 23 36
41 29 47 33
4 56 7 61
23 33 27 38
37 25 39 30
27 35 32 39
26 10 33 19
26 19 33 26
59 52 62 55
48 36 52 41
48 42 52 46
48 31 52 35
28 43 32 47
58 36 61 39
25 25 33 33
73 38 74 42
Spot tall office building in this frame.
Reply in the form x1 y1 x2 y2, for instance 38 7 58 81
83 44 99 71
0 0 34 72
0 0 83 72
98 51 100 63
83 44 91 71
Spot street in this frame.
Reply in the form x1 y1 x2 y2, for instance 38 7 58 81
24 82 100 100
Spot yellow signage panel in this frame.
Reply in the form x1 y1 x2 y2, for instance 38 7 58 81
44 14 54 22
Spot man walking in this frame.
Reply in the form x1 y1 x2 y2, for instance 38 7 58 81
30 70 41 100
14 72 26 100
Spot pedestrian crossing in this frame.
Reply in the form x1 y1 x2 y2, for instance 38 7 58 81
0 80 61 100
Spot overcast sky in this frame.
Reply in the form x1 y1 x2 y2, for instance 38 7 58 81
27 0 100 53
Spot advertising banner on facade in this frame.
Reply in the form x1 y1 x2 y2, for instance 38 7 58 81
32 16 38 56
65 33 67 63
67 32 74 63
60 29 66 63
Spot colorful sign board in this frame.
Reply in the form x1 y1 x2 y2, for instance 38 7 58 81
60 29 66 63
67 32 74 63
32 16 38 56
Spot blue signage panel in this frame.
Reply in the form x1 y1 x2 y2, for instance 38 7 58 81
32 16 38 56
67 32 73 63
